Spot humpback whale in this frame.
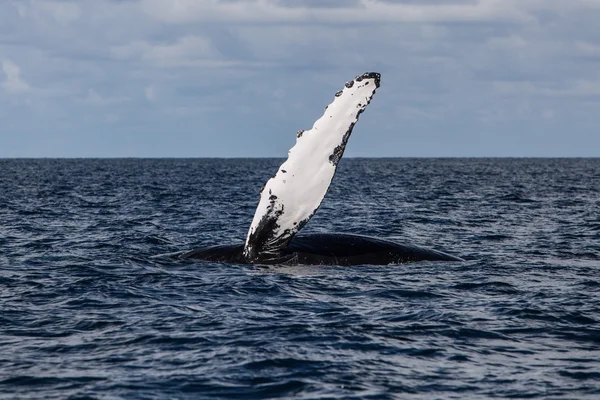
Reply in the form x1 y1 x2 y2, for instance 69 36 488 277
181 72 462 265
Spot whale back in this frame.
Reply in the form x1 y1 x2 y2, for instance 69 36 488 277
284 233 463 265
243 72 381 262
180 233 463 265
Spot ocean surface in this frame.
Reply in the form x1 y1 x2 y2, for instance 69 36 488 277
0 158 599 399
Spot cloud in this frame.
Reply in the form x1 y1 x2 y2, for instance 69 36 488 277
110 36 224 67
576 41 600 57
83 89 130 106
139 0 531 24
496 80 600 98
40 1 81 25
0 0 599 156
145 85 156 101
1 59 30 94
110 35 274 71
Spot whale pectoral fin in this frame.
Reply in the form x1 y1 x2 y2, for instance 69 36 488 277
243 72 381 262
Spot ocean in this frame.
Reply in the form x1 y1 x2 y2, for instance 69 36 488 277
0 158 599 399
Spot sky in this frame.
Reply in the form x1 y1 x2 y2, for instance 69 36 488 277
1 0 599 157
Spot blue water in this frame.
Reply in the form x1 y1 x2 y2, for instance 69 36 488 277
1 158 599 399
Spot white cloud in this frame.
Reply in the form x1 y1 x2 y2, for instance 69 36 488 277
104 113 120 123
1 0 599 156
145 85 155 101
83 89 130 106
13 1 81 24
111 36 219 67
566 80 600 97
492 80 600 97
1 59 31 94
487 35 527 50
576 41 600 56
14 1 27 17
40 1 81 25
541 109 555 119
110 35 273 70
139 0 531 24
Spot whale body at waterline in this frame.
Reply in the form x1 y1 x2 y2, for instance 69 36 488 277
180 72 462 265
181 233 462 265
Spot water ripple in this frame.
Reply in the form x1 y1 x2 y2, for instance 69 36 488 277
1 158 599 398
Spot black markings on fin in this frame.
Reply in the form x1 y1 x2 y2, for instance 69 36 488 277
328 73 380 167
328 122 355 166
246 71 381 262
245 199 287 261
360 72 380 87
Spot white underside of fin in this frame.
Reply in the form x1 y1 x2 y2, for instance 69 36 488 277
243 72 381 261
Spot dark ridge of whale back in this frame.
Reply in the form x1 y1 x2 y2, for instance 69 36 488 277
179 244 245 263
284 233 463 265
179 233 462 265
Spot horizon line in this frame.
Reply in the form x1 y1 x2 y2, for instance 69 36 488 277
1 156 599 160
